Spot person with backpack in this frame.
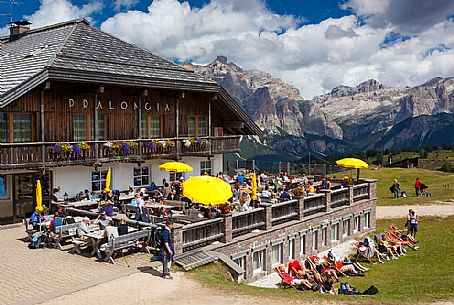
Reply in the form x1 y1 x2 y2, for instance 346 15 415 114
408 209 419 239
162 220 174 280
390 179 400 198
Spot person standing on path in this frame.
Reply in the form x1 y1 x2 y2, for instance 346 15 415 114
415 178 422 197
407 209 419 239
162 219 174 280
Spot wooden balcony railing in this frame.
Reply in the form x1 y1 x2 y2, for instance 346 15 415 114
271 199 299 225
303 194 326 216
182 218 224 251
330 188 350 209
0 135 241 169
353 183 370 202
232 208 265 237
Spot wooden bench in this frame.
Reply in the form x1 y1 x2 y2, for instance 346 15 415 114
98 228 152 264
69 238 87 254
53 223 80 250
24 218 37 241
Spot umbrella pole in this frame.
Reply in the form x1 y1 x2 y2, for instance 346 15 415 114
357 168 360 183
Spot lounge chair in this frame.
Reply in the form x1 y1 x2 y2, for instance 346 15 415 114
274 267 300 289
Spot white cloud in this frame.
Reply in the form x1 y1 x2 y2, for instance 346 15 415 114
25 0 103 28
113 0 139 11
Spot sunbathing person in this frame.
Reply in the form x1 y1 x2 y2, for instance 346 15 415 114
276 264 313 290
320 273 338 294
307 256 339 281
357 241 384 264
326 250 368 275
378 239 398 260
289 260 323 284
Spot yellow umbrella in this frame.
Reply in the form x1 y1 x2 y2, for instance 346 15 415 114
183 176 233 205
36 179 43 212
159 161 193 172
251 172 257 201
336 158 368 182
105 167 112 192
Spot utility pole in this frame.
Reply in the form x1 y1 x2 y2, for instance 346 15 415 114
0 0 20 24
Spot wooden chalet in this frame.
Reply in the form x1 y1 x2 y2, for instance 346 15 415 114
0 19 260 223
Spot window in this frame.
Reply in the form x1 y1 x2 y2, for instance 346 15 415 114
13 114 32 142
200 160 212 175
0 113 8 142
364 211 371 229
331 222 339 241
73 114 89 141
133 166 150 187
252 250 265 274
0 113 34 143
322 226 328 247
354 215 361 233
271 243 283 266
233 255 246 272
288 239 295 260
312 230 318 251
300 233 306 255
141 115 161 138
343 218 351 237
0 175 7 197
188 116 207 137
91 114 106 141
91 169 109 191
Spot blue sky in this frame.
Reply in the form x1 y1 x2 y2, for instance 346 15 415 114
2 0 454 98
1 0 350 28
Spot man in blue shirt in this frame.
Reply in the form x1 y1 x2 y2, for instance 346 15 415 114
29 208 43 230
237 172 245 184
162 220 174 279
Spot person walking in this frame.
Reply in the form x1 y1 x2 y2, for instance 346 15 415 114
407 209 419 239
392 179 400 198
415 178 422 196
162 220 174 280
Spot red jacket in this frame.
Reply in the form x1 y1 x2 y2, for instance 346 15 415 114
415 180 422 188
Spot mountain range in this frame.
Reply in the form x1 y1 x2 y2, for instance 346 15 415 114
183 56 454 159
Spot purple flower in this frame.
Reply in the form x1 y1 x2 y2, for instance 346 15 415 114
73 144 81 155
120 143 130 154
197 139 202 144
54 143 61 153
148 142 155 150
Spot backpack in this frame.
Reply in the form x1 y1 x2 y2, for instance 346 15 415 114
29 233 42 249
153 227 164 249
362 285 379 295
363 237 369 247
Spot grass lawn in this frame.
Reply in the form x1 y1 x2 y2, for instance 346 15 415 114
339 167 454 206
190 217 454 304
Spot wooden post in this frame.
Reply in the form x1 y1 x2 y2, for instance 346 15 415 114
221 213 233 243
40 89 45 167
94 91 99 163
208 99 212 155
176 95 180 159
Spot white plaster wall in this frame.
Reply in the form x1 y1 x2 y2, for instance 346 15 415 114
52 154 225 195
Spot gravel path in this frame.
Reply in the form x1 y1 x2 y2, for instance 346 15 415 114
377 202 454 219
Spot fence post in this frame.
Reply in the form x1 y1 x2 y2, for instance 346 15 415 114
320 190 331 212
221 214 233 243
173 224 184 256
348 187 354 206
296 197 305 220
261 203 273 230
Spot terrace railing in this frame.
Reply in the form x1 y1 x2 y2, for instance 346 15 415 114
271 199 299 225
232 208 265 237
303 194 326 216
353 183 370 202
330 188 350 209
182 218 224 251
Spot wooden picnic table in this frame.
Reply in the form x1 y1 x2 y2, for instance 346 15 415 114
85 231 106 256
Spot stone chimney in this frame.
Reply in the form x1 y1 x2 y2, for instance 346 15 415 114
216 55 228 64
9 21 32 40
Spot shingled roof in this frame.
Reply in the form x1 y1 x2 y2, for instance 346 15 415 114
0 19 261 135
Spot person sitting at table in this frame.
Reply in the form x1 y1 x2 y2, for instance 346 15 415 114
77 217 91 238
56 205 66 218
95 211 112 230
83 189 91 200
75 191 84 201
29 208 44 230
128 186 134 196
261 186 272 198
117 218 129 236
163 182 171 197
49 212 64 233
280 189 291 200
104 201 115 217
105 190 114 202
167 189 179 201
130 193 140 206
239 192 251 212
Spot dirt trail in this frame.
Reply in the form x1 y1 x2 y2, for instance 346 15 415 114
377 202 454 219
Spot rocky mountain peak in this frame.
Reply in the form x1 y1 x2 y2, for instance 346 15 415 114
357 79 384 92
